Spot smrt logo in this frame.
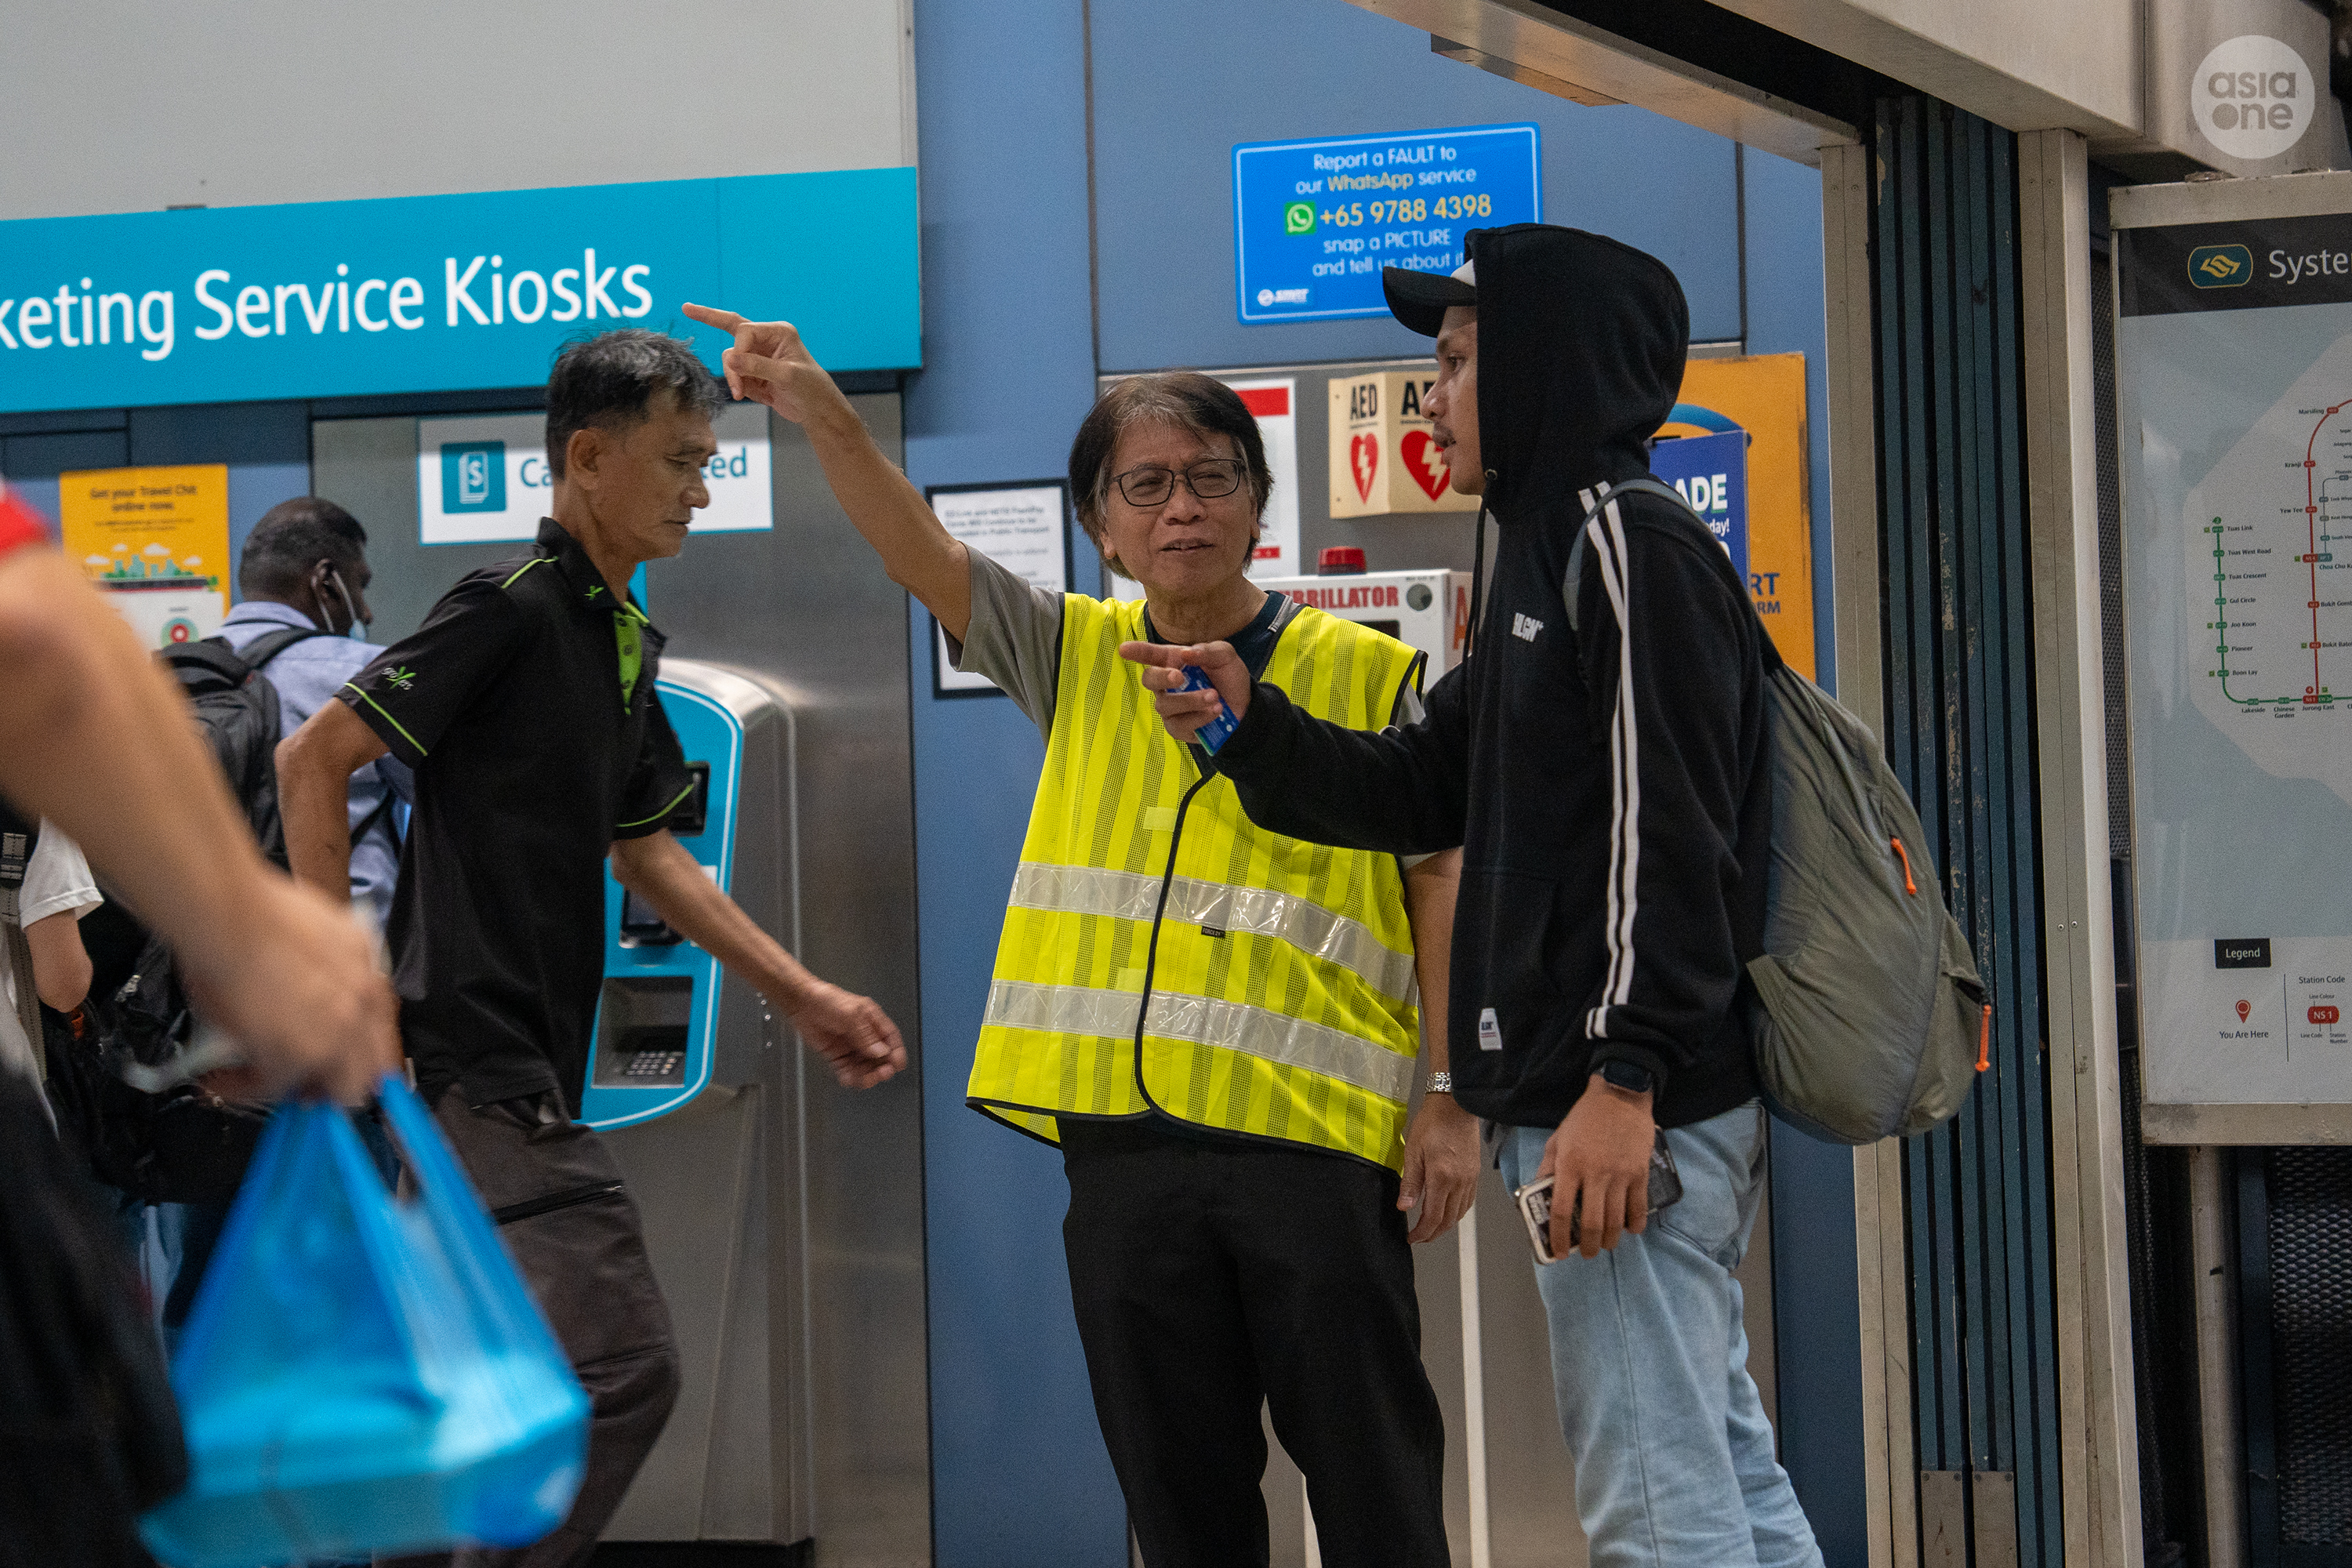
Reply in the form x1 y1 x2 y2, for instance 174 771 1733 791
2188 244 2253 289
441 441 506 513
2191 35 2315 161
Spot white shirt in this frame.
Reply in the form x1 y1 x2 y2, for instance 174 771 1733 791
1 822 102 1083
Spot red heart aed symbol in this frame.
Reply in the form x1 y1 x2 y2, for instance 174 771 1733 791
1401 429 1451 501
1349 434 1378 503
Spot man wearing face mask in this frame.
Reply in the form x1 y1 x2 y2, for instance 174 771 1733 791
215 498 405 924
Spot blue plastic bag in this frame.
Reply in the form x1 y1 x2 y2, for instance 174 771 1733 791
141 1076 590 1567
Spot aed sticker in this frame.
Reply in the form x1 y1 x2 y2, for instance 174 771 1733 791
1479 1006 1501 1051
419 402 772 546
1327 369 1479 517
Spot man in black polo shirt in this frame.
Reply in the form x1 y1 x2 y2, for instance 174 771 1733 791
278 330 905 1568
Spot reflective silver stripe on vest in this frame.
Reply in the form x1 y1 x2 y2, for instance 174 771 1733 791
984 978 1415 1102
1007 863 1417 1003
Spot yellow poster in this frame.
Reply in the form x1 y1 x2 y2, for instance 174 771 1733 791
60 464 231 648
1664 354 1814 679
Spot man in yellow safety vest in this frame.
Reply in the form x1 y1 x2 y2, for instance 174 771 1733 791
685 301 1477 1568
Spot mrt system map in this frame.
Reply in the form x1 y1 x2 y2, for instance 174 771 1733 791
2136 325 2352 1109
2188 336 2352 803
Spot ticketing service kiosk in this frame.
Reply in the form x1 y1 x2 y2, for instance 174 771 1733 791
576 659 819 1548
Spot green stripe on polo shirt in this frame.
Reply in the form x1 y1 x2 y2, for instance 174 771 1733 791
618 780 697 831
343 682 426 758
615 613 642 709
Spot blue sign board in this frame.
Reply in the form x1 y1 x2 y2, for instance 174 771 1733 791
0 169 920 415
1650 429 1750 583
1232 122 1540 325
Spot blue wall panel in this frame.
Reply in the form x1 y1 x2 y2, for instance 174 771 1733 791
0 405 311 591
2 430 129 539
1742 150 1837 685
128 401 312 594
904 1 1126 1563
1739 146 1867 1568
1088 0 1740 371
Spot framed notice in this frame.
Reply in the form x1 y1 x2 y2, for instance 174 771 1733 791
2114 171 2352 1141
924 480 1073 699
1223 376 1301 578
60 463 231 648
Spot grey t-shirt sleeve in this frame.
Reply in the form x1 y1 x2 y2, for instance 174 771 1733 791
945 546 1067 737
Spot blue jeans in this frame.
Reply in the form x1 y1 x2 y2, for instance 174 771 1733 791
1497 1102 1821 1568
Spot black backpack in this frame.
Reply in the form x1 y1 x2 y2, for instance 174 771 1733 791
159 626 332 866
107 628 350 1069
55 630 390 1202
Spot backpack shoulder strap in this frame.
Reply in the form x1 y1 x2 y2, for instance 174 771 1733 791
347 790 396 848
1560 479 1690 634
1559 478 1784 673
238 626 332 671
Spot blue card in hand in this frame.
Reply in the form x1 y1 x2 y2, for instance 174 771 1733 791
1178 666 1240 753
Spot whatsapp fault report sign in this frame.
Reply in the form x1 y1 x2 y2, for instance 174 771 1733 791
1233 123 1540 324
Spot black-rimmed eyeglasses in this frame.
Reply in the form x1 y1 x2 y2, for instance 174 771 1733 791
1109 458 1248 507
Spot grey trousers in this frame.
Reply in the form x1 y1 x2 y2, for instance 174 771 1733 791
383 1090 681 1568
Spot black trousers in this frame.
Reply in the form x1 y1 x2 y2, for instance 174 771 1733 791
384 1090 681 1568
1061 1119 1450 1568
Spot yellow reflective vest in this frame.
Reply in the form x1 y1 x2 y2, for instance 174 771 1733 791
967 593 1427 1170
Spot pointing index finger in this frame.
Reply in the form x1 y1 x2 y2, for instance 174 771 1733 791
1118 639 1189 669
681 302 745 332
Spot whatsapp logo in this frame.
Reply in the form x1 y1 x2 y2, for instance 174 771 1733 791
1284 201 1317 236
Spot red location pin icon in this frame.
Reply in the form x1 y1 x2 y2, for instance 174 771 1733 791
2237 1000 2252 1023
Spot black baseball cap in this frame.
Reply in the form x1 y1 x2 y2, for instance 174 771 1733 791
1381 257 1477 336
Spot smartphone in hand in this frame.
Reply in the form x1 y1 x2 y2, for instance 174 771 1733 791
1512 1132 1682 1264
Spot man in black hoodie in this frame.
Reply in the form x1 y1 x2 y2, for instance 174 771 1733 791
1124 225 1822 1566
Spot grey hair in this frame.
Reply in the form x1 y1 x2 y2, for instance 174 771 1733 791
545 328 726 477
1067 372 1272 579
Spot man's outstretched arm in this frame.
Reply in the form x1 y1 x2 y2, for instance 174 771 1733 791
608 829 906 1090
0 546 398 1100
682 303 972 641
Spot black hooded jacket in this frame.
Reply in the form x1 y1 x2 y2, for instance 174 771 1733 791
1212 224 1770 1131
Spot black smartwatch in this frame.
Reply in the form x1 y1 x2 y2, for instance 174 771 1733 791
1597 1058 1655 1095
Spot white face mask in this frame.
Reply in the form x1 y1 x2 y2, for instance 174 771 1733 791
319 566 365 639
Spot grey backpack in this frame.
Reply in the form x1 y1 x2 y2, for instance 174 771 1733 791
1562 480 1989 1144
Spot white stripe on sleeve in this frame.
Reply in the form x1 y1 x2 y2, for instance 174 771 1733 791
1581 482 1642 1036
